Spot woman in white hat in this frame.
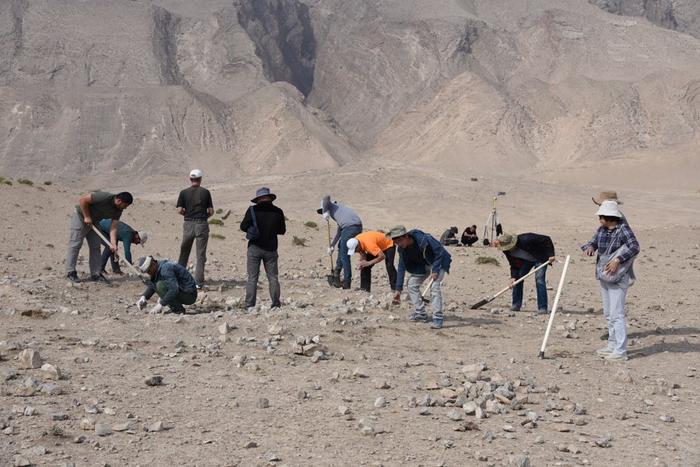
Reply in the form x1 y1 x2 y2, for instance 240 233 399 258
581 200 640 361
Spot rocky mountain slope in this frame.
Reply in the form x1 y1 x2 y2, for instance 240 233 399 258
0 0 699 182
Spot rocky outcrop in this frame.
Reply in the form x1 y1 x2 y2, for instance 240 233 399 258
237 0 316 97
590 0 700 38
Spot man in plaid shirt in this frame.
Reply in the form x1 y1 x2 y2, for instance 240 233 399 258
581 200 640 361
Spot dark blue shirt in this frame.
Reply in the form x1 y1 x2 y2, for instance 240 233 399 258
143 260 197 306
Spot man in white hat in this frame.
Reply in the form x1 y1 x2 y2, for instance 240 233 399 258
135 256 198 314
97 219 147 274
347 230 397 293
176 169 214 287
240 187 286 309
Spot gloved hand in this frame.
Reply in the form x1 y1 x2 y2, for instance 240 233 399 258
322 211 330 220
327 246 335 255
149 303 163 315
136 296 147 310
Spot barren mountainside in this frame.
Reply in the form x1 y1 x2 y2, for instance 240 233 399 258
0 0 699 182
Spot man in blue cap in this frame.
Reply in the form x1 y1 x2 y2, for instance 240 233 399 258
240 187 286 310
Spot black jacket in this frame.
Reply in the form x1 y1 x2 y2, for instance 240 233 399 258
504 233 555 275
240 202 286 251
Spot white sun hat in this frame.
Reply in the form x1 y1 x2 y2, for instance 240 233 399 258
347 238 359 256
189 169 203 179
596 200 622 218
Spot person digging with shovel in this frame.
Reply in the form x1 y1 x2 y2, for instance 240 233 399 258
493 232 556 314
135 256 198 314
65 191 133 283
390 226 452 329
317 195 363 289
97 219 147 275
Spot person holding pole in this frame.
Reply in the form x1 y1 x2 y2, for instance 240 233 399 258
581 200 640 361
493 232 556 314
317 195 362 289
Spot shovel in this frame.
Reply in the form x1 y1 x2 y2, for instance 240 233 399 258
90 225 148 283
420 277 434 303
470 261 552 309
325 220 339 287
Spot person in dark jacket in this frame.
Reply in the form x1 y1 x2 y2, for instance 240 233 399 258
493 232 556 314
461 225 478 247
240 187 286 309
390 226 452 329
135 256 197 314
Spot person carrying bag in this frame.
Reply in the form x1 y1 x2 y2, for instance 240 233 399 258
582 200 640 361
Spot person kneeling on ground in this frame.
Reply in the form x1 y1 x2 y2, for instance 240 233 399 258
136 256 197 314
390 225 452 329
493 232 555 314
347 231 397 293
440 226 460 246
461 225 478 247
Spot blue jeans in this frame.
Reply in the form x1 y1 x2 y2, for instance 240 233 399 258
512 261 548 310
336 224 363 284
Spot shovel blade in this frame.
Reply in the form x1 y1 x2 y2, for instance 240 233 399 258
470 298 489 309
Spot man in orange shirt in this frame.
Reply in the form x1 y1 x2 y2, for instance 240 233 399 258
347 231 397 293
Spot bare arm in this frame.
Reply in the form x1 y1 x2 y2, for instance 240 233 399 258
78 193 93 225
109 220 118 253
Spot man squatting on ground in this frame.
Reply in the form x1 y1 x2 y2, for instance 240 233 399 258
346 231 397 293
65 191 132 283
136 256 198 314
390 226 452 329
240 187 286 310
97 219 147 275
176 169 213 287
493 232 556 314
318 195 363 289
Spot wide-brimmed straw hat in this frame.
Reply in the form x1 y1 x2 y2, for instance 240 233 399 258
496 232 518 251
592 191 623 206
251 187 276 203
387 225 407 239
596 200 622 218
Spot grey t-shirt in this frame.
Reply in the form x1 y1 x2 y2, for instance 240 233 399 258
75 191 122 222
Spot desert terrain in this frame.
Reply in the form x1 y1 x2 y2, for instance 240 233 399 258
2 0 700 466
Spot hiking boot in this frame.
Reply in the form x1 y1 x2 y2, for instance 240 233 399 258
89 273 110 283
510 305 521 312
66 271 80 283
605 352 628 361
409 312 429 323
430 319 443 329
111 268 124 275
537 308 549 315
342 280 351 290
596 347 614 356
169 305 186 314
599 332 609 340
